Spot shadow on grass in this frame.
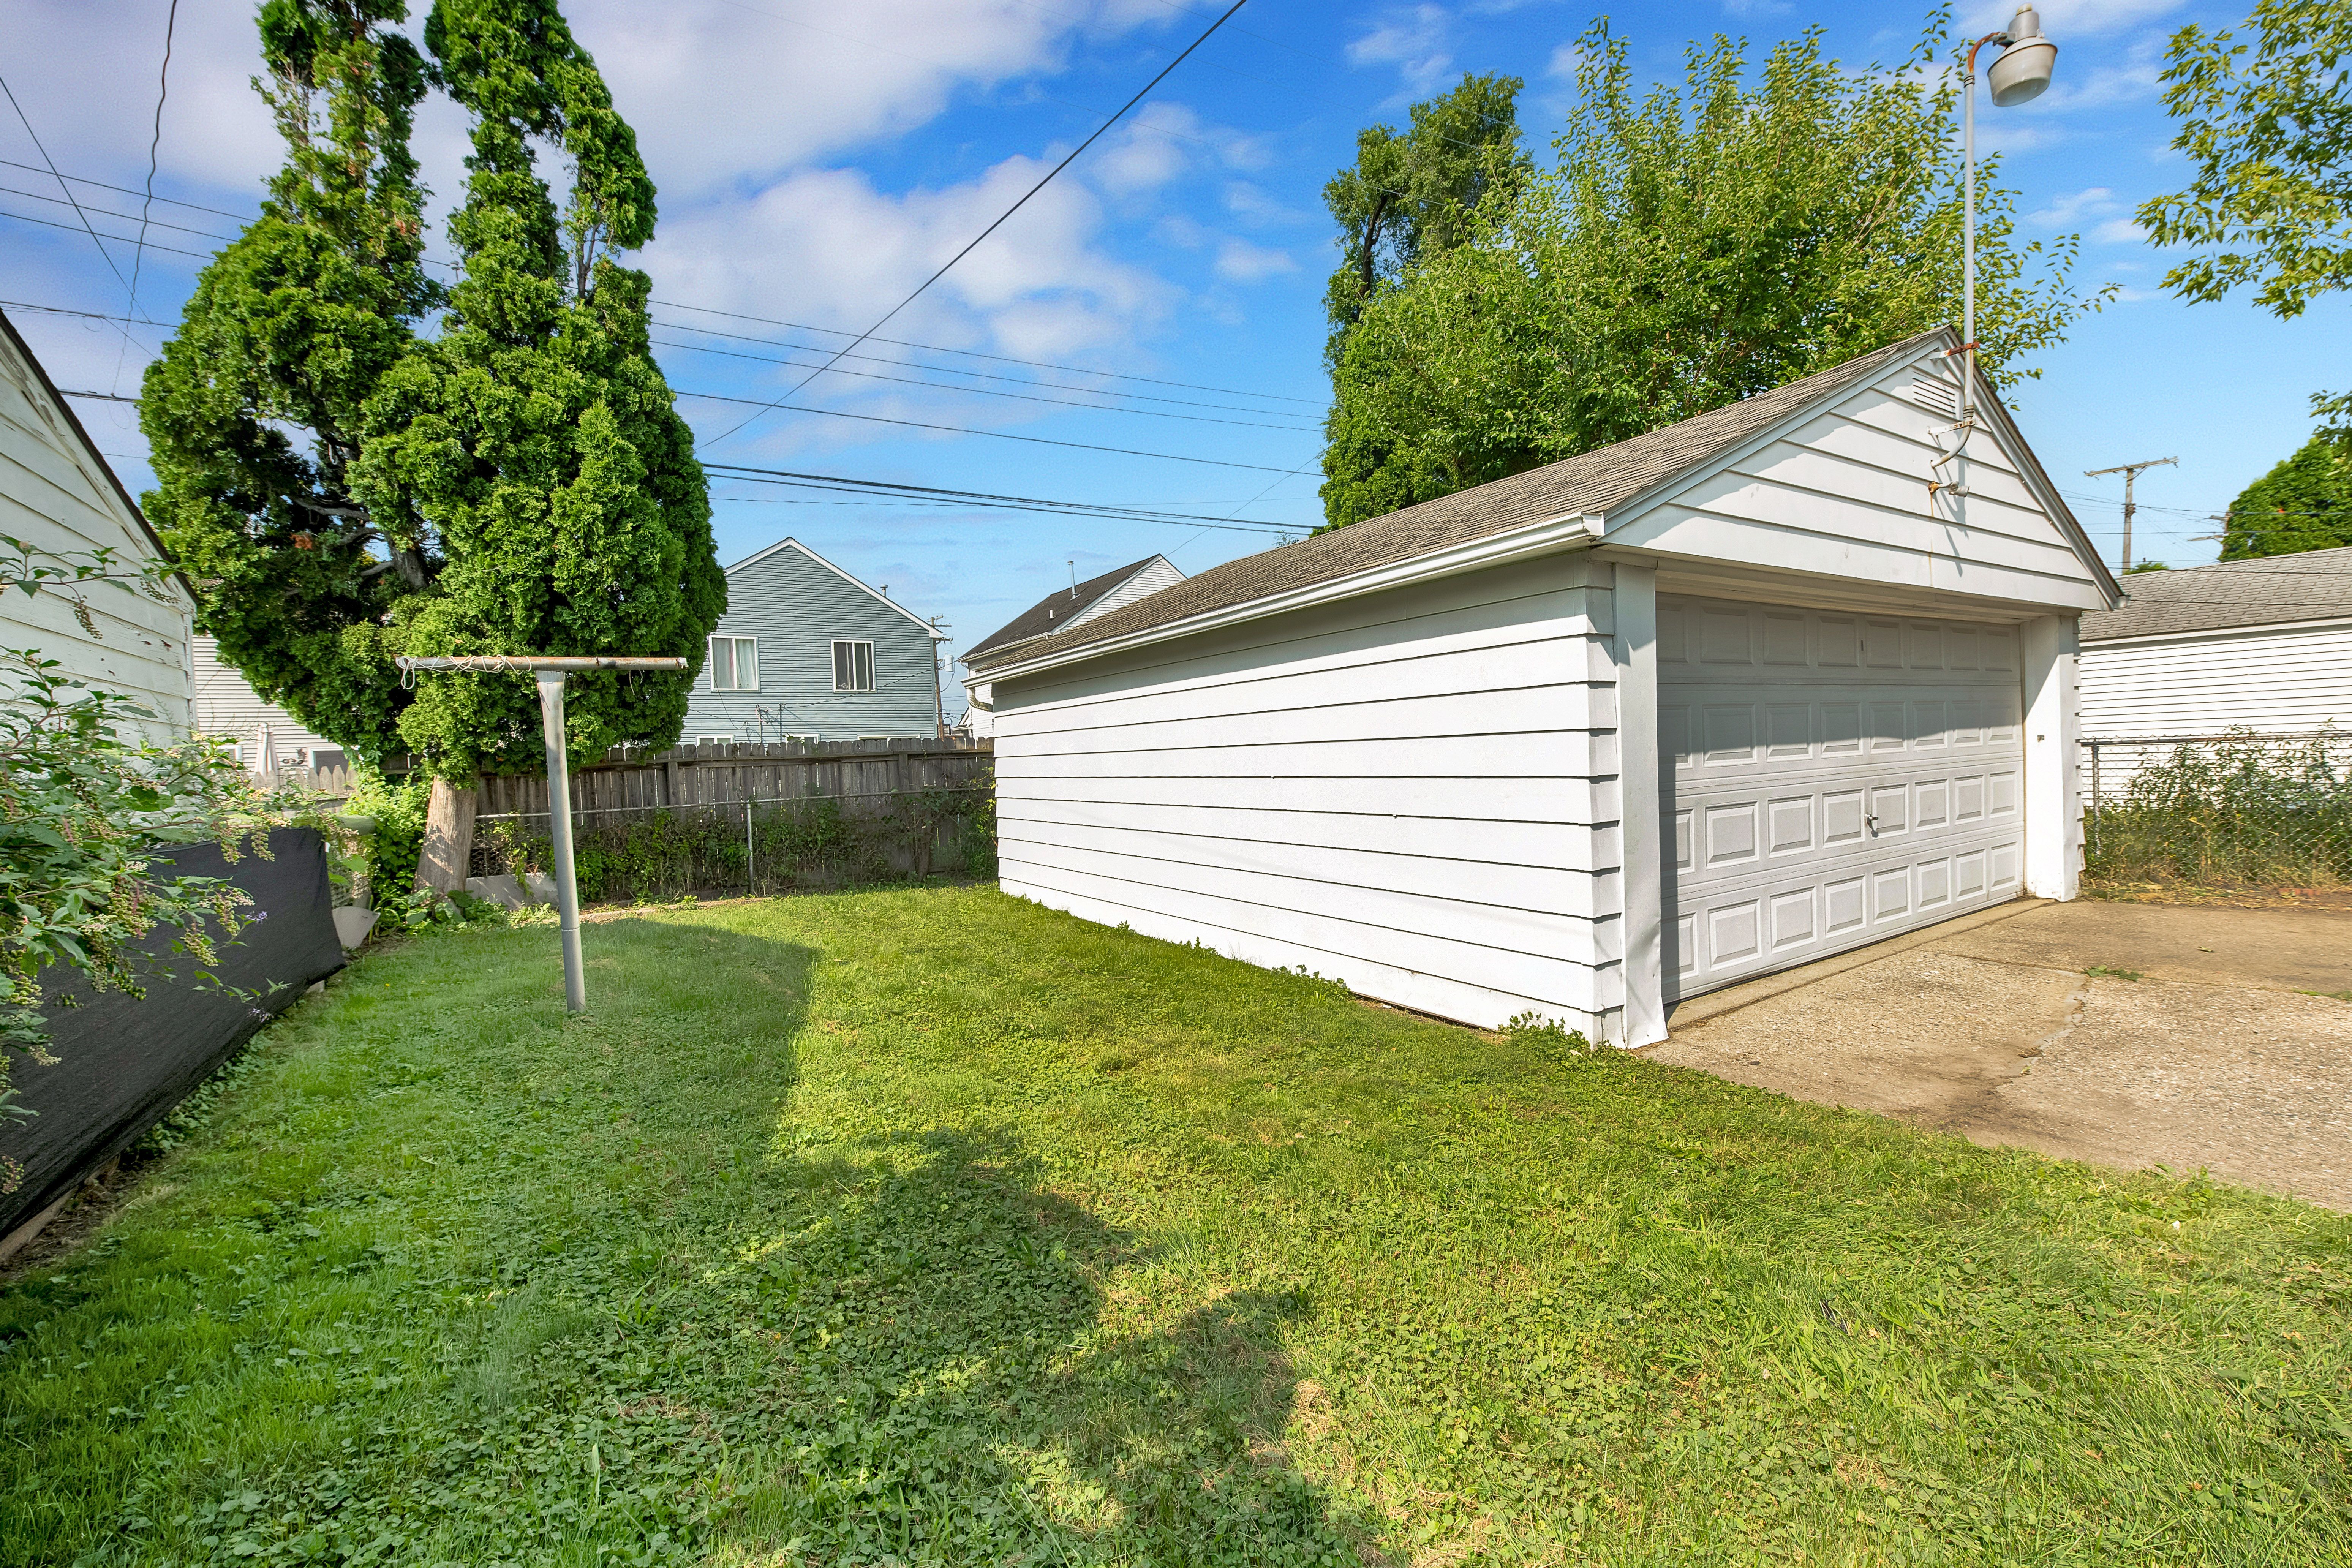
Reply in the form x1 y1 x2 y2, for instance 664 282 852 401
712 1127 1367 1565
11 915 1373 1565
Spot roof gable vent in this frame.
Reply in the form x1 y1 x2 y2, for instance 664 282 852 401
1910 376 1960 419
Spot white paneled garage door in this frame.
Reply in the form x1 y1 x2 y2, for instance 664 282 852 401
1659 594 2025 1001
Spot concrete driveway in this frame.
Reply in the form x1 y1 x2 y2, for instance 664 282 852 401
1647 899 2352 1209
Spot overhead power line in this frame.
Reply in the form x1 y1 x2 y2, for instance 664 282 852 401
0 297 168 327
702 461 1293 534
651 301 1319 408
0 204 221 262
0 264 1321 438
117 0 181 398
705 0 1252 446
55 381 1317 484
0 81 129 290
0 156 252 220
650 334 1315 432
650 314 1322 417
677 387 1305 473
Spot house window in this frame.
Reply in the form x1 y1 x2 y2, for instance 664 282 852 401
831 639 874 692
708 635 758 691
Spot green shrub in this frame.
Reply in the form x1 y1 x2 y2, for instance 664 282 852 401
2086 728 2352 888
343 767 430 898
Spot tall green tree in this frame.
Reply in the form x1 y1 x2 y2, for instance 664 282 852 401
1322 72 1530 352
1318 15 2103 532
2221 434 2352 557
140 0 439 761
356 0 722 780
2137 0 2352 434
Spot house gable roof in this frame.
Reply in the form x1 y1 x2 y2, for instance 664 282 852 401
725 536 944 637
971 328 2109 677
964 555 1170 662
2082 546 2352 643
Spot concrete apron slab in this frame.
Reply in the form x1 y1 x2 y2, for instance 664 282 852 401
1644 900 2352 1211
1663 897 2055 1033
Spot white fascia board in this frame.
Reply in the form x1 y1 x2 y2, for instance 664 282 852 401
978 512 1604 683
725 536 945 636
2083 613 2352 650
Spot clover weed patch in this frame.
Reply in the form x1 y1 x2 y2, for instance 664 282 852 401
2 885 2346 1565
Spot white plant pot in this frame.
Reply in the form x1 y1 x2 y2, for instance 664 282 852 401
332 906 379 950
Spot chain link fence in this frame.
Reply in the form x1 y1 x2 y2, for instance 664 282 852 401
2082 729 2351 891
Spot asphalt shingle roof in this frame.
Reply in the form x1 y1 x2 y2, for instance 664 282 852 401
964 556 1166 662
972 329 1951 671
2081 545 2352 642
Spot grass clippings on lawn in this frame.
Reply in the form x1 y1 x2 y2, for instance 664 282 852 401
3 885 2347 1566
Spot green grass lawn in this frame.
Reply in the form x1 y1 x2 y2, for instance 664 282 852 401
5 886 2347 1566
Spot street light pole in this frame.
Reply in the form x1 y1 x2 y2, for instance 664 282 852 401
1961 9 2059 420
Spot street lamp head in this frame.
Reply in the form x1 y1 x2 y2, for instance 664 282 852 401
1987 6 2057 107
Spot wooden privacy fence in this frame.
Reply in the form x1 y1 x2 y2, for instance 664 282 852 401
473 735 992 819
464 736 996 898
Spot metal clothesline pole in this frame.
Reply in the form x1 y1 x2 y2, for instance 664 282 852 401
395 654 689 1013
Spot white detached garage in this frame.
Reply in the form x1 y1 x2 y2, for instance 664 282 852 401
969 329 2120 1045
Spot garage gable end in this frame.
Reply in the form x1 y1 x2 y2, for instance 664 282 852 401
1603 340 2118 616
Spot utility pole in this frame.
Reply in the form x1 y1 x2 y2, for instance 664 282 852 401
2083 456 2177 573
927 616 952 739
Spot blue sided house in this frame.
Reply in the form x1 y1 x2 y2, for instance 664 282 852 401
681 537 948 743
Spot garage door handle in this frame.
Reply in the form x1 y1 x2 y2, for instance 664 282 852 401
1865 811 1879 834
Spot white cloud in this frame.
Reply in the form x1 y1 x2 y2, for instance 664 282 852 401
2 0 278 205
1347 5 1456 97
2029 186 2121 224
1088 103 1272 198
1223 181 1314 228
1960 0 2187 37
650 152 1176 370
569 0 1172 198
2092 215 2149 244
1212 238 1296 283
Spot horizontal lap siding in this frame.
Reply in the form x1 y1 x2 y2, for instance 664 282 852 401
1609 370 2109 613
190 636 340 756
2080 622 2352 735
993 558 1618 1031
2079 621 2352 793
1 335 193 737
683 544 940 743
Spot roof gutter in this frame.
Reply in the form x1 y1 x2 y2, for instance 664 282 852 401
976 511 1605 683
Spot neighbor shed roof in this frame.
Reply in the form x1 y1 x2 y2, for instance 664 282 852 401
2081 546 2352 642
970 328 1974 672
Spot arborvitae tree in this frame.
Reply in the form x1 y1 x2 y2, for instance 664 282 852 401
140 0 439 760
355 0 723 781
2222 434 2352 558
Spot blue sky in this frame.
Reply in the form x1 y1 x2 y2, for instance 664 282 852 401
5 0 2343 714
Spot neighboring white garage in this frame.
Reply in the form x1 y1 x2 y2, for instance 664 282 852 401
2079 546 2352 742
969 328 2119 1045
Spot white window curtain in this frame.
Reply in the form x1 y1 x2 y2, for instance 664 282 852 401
708 635 758 691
